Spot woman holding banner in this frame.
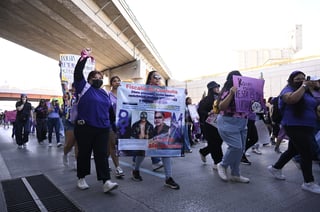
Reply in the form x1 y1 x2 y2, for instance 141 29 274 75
216 70 250 183
131 70 180 190
107 75 125 178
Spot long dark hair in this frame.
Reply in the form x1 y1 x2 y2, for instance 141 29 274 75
146 70 157 85
185 97 191 105
218 70 241 101
110 75 120 85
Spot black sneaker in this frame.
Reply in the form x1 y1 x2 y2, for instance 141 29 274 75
165 177 180 190
132 170 142 181
241 156 252 165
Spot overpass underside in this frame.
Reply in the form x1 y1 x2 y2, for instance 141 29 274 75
0 93 60 102
0 0 170 79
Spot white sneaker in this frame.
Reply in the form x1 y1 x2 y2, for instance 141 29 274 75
230 175 250 183
103 180 118 193
115 166 124 177
217 163 228 181
48 143 52 147
152 161 164 171
252 148 262 155
77 178 89 190
267 165 286 180
18 145 23 149
63 154 69 167
301 182 320 194
22 143 27 148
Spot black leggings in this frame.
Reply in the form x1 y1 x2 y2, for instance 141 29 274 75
274 126 314 183
199 123 223 164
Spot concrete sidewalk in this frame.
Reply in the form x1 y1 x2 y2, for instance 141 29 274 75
0 126 320 212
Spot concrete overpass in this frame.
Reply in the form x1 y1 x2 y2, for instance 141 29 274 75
0 0 172 100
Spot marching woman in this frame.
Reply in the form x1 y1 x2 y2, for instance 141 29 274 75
268 70 320 194
73 48 118 193
216 70 250 183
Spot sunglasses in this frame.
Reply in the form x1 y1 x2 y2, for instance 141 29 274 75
155 116 163 119
153 75 161 80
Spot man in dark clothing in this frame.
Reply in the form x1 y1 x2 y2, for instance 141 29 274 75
198 81 223 170
34 99 48 144
15 94 33 148
131 111 154 139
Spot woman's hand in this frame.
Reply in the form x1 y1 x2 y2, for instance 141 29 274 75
230 86 237 96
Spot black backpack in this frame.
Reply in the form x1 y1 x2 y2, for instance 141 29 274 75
271 96 282 124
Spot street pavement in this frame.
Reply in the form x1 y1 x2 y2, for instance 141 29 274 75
0 126 320 212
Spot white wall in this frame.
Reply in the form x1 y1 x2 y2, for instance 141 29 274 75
168 58 320 104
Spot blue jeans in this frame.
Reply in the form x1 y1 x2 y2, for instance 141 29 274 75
132 156 161 164
134 156 172 179
217 115 248 176
183 124 191 151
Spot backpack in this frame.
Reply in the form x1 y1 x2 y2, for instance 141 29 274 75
271 96 282 124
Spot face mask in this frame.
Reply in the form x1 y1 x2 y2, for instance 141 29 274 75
293 81 303 88
91 79 103 88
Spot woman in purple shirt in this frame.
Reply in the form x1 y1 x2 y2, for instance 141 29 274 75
73 49 118 193
268 70 320 194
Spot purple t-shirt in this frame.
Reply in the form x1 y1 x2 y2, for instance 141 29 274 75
75 80 112 128
280 86 317 127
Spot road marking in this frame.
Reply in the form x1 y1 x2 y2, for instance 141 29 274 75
119 160 165 179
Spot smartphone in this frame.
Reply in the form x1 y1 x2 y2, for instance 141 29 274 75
307 76 310 81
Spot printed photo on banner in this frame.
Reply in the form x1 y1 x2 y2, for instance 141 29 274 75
59 54 95 94
233 75 265 113
116 82 186 157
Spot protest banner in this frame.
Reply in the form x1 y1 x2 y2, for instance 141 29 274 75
188 104 200 122
233 76 265 113
59 54 95 94
4 110 17 122
116 82 186 157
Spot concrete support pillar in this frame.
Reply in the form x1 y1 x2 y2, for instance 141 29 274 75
106 60 148 85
